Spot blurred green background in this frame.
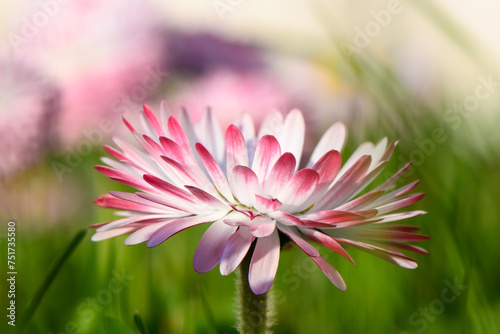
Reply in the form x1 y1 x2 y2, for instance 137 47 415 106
1 0 500 333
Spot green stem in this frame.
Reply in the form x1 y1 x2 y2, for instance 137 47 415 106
20 229 87 332
238 251 272 334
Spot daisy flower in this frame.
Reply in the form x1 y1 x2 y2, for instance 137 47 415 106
91 103 428 295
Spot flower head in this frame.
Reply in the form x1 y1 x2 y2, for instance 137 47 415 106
92 103 428 295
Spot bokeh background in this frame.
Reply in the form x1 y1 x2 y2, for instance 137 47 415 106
1 0 499 333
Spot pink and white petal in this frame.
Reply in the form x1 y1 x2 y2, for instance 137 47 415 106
124 222 170 245
277 109 305 170
258 110 284 138
91 226 136 241
185 185 230 210
109 191 171 211
376 210 427 223
104 145 127 161
278 225 320 257
234 113 256 144
230 166 260 207
299 210 365 225
159 137 190 166
96 215 170 232
251 135 282 185
226 125 249 173
143 174 196 203
373 181 421 207
168 116 191 151
376 193 425 214
196 143 234 201
95 165 154 193
249 229 280 295
136 191 198 213
277 169 319 212
355 229 430 242
374 162 413 191
370 137 388 168
310 256 346 291
254 195 282 213
193 220 238 273
312 150 342 191
159 100 171 131
262 153 296 196
248 217 276 238
335 142 374 181
94 194 161 213
300 228 354 264
196 109 225 164
220 228 255 276
335 239 418 269
143 103 166 137
147 211 228 248
335 191 385 211
315 155 372 211
308 122 346 166
270 211 305 226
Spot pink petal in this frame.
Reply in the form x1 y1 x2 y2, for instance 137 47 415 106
248 217 276 238
308 122 346 166
277 169 319 212
168 116 191 150
226 125 249 173
193 220 237 273
230 166 260 207
184 185 229 210
336 191 385 211
299 210 364 225
374 162 413 191
278 225 319 257
95 165 153 192
109 191 171 211
376 210 426 223
195 143 234 201
251 135 282 185
96 215 169 232
124 222 170 245
220 228 255 275
254 194 282 213
300 228 354 264
249 229 280 295
277 109 305 170
197 108 225 163
262 152 296 196
336 238 418 269
312 150 342 193
143 174 195 203
315 155 372 211
311 256 346 291
159 136 191 166
94 194 160 213
143 103 166 137
104 145 127 161
91 227 136 241
376 193 425 214
147 212 227 248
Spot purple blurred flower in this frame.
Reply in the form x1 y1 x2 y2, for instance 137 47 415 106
0 61 58 177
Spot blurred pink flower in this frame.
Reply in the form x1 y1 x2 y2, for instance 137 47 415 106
0 61 58 177
91 103 428 295
15 0 167 144
168 69 303 130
